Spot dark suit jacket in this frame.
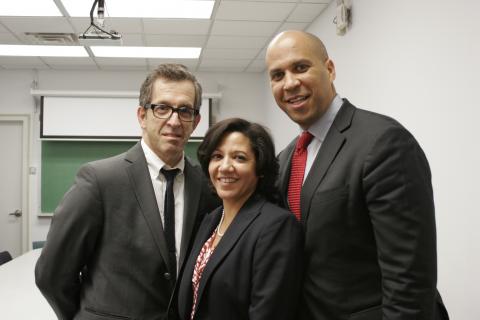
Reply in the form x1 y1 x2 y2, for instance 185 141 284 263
177 195 304 320
35 142 219 320
278 100 448 320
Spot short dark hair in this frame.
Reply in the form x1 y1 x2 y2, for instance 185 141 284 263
139 63 202 109
197 118 279 202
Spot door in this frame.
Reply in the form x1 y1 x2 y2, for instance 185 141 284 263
0 115 29 258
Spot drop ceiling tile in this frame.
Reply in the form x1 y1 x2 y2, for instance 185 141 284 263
246 59 266 72
145 34 206 47
276 22 309 32
287 3 328 22
41 57 97 69
206 35 268 49
200 59 250 68
216 1 295 21
95 57 147 67
202 48 260 60
0 17 74 34
230 0 298 2
0 32 19 43
211 20 281 37
0 56 49 69
99 64 147 71
0 23 9 33
198 65 244 72
143 19 211 35
70 18 96 33
70 17 143 34
257 47 267 58
114 33 144 46
301 0 331 3
148 58 198 70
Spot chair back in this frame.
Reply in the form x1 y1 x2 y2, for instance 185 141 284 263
0 251 12 265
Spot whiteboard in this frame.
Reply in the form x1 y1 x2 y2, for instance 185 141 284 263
40 96 210 140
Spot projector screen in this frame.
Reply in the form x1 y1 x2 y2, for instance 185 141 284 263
40 96 211 140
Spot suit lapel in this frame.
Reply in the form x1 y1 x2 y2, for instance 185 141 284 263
300 100 355 223
278 141 296 208
178 159 202 270
180 206 222 319
194 196 266 314
125 142 171 269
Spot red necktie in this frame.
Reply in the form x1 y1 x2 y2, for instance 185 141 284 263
288 131 313 221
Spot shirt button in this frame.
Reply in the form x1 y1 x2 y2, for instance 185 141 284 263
164 272 171 280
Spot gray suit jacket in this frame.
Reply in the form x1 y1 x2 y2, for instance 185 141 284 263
35 142 219 320
278 100 448 320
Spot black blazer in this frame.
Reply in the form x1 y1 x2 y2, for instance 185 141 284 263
35 142 219 320
278 100 448 320
177 195 303 320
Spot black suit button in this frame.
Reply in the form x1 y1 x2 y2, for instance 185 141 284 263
164 272 171 280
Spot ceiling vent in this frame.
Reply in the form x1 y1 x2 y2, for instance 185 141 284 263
24 32 79 45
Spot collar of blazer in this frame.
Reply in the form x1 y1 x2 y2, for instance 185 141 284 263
188 194 266 315
123 142 203 274
279 99 355 223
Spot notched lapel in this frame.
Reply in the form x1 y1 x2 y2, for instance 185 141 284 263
278 141 296 207
125 143 171 270
300 101 355 223
179 159 202 269
194 197 266 314
180 206 222 317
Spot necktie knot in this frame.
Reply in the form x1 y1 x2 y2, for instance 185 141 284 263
296 131 313 152
161 168 180 182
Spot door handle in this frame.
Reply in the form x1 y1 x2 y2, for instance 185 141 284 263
8 209 22 217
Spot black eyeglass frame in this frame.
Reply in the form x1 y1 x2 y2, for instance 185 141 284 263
144 103 200 122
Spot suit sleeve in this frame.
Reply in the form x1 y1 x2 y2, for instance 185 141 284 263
363 127 437 319
35 164 103 320
249 213 304 320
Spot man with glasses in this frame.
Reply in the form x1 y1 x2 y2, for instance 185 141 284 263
35 64 219 320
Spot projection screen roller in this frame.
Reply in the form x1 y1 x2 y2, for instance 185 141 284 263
41 96 210 139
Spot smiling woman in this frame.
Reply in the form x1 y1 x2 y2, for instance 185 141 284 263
177 118 304 320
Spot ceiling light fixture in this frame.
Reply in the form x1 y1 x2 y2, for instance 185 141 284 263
90 46 201 59
0 45 89 57
62 0 214 19
0 0 62 16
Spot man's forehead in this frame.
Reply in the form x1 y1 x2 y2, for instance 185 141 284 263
267 54 312 71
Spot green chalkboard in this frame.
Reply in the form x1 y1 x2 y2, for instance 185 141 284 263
41 140 201 213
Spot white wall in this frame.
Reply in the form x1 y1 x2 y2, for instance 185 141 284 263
0 68 266 246
264 1 479 319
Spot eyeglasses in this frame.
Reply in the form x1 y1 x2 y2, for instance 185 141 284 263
144 103 199 122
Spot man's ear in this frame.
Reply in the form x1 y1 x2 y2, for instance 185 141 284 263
326 58 336 82
137 106 147 128
192 114 201 131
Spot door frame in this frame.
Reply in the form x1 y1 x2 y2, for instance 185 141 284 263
0 114 30 254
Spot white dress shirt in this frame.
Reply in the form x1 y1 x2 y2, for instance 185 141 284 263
303 94 343 181
141 139 185 270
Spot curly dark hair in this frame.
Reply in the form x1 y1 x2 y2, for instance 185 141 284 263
197 118 279 203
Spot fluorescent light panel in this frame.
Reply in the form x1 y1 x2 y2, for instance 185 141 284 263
0 0 62 16
0 45 88 57
62 0 214 19
91 46 201 59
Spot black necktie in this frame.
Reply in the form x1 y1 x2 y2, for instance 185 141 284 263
160 168 180 279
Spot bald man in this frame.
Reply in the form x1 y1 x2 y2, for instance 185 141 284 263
266 31 448 320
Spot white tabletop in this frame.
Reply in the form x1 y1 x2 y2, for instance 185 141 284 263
0 249 56 319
